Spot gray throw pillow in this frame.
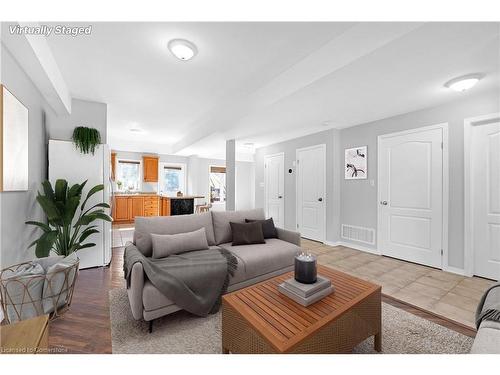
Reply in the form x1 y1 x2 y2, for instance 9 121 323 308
245 218 278 239
2 262 45 323
230 221 266 246
42 252 79 314
151 227 209 258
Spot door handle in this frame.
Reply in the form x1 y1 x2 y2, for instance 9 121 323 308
318 197 323 202
380 201 388 205
278 195 283 199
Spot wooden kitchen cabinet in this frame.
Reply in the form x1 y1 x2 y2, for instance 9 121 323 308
111 152 116 181
143 156 159 182
160 197 171 216
130 196 144 218
113 195 158 222
113 196 130 222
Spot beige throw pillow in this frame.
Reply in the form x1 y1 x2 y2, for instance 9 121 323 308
151 227 209 258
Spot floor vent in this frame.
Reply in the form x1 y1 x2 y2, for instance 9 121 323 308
341 224 375 245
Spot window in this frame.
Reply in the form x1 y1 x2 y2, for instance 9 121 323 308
209 166 226 204
116 160 141 191
160 164 186 196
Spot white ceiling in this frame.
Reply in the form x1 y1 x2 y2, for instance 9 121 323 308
45 22 500 160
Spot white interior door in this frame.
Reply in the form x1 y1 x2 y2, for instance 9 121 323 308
296 145 326 242
472 120 500 280
378 126 444 268
264 153 284 228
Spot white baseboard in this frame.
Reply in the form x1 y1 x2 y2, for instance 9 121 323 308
323 240 381 255
443 265 469 277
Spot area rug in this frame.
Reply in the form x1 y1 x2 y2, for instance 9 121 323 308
109 288 473 354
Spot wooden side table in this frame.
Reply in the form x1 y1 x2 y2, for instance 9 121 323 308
0 315 49 354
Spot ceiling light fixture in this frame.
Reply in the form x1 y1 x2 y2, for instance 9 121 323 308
129 128 144 133
168 39 197 61
444 74 483 92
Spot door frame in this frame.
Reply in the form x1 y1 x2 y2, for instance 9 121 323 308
464 113 500 277
295 144 327 242
264 152 285 222
377 123 449 270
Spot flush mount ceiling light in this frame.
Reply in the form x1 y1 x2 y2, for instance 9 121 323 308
444 74 483 92
168 39 197 61
129 128 144 133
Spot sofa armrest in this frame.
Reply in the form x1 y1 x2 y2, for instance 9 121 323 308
276 227 301 246
126 260 145 320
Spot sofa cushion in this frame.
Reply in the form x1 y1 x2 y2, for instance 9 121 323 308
212 208 265 245
471 324 500 354
230 222 265 246
245 218 278 239
219 238 299 280
151 228 209 258
134 212 216 256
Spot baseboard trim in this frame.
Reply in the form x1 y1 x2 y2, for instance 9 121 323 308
443 265 468 277
323 240 381 255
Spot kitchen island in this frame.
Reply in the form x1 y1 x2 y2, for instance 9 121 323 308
159 196 205 216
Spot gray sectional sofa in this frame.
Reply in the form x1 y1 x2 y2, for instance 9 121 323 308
125 208 301 323
471 283 500 354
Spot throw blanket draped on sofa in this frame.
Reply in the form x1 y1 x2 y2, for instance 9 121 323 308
476 283 500 329
123 244 237 316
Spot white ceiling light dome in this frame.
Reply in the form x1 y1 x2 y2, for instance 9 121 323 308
444 74 483 92
168 39 198 61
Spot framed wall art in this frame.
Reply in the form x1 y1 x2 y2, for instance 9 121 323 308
1 84 29 191
345 146 367 180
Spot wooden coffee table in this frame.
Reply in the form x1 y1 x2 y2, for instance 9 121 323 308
222 265 381 354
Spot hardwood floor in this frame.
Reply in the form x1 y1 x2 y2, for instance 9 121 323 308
48 248 124 354
47 247 475 354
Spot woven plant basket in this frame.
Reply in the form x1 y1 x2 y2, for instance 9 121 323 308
0 259 79 324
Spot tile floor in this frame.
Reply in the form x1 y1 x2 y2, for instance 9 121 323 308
112 224 135 248
301 238 495 328
112 225 495 329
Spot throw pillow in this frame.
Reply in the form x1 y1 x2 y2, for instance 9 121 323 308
245 217 278 239
42 252 79 314
151 227 209 258
230 221 266 246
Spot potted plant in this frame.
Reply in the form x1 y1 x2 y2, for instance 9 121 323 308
25 179 112 257
0 179 112 323
71 126 101 155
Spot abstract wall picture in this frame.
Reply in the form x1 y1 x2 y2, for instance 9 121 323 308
1 85 29 191
345 146 367 180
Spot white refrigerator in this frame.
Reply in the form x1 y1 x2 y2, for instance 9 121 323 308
48 140 112 269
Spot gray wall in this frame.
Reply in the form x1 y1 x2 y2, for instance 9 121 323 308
255 89 499 271
47 98 107 142
340 89 500 269
255 129 341 243
0 45 55 268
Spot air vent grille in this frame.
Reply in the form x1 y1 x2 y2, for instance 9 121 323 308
341 224 375 245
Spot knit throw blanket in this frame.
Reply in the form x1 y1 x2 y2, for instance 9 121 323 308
476 283 500 329
123 243 237 316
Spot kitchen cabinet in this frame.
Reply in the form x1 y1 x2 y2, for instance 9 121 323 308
143 156 159 182
113 196 130 222
130 196 144 218
144 196 159 216
111 152 116 181
113 195 159 222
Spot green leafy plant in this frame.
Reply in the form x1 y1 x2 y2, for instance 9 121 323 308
71 126 101 155
26 179 112 258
